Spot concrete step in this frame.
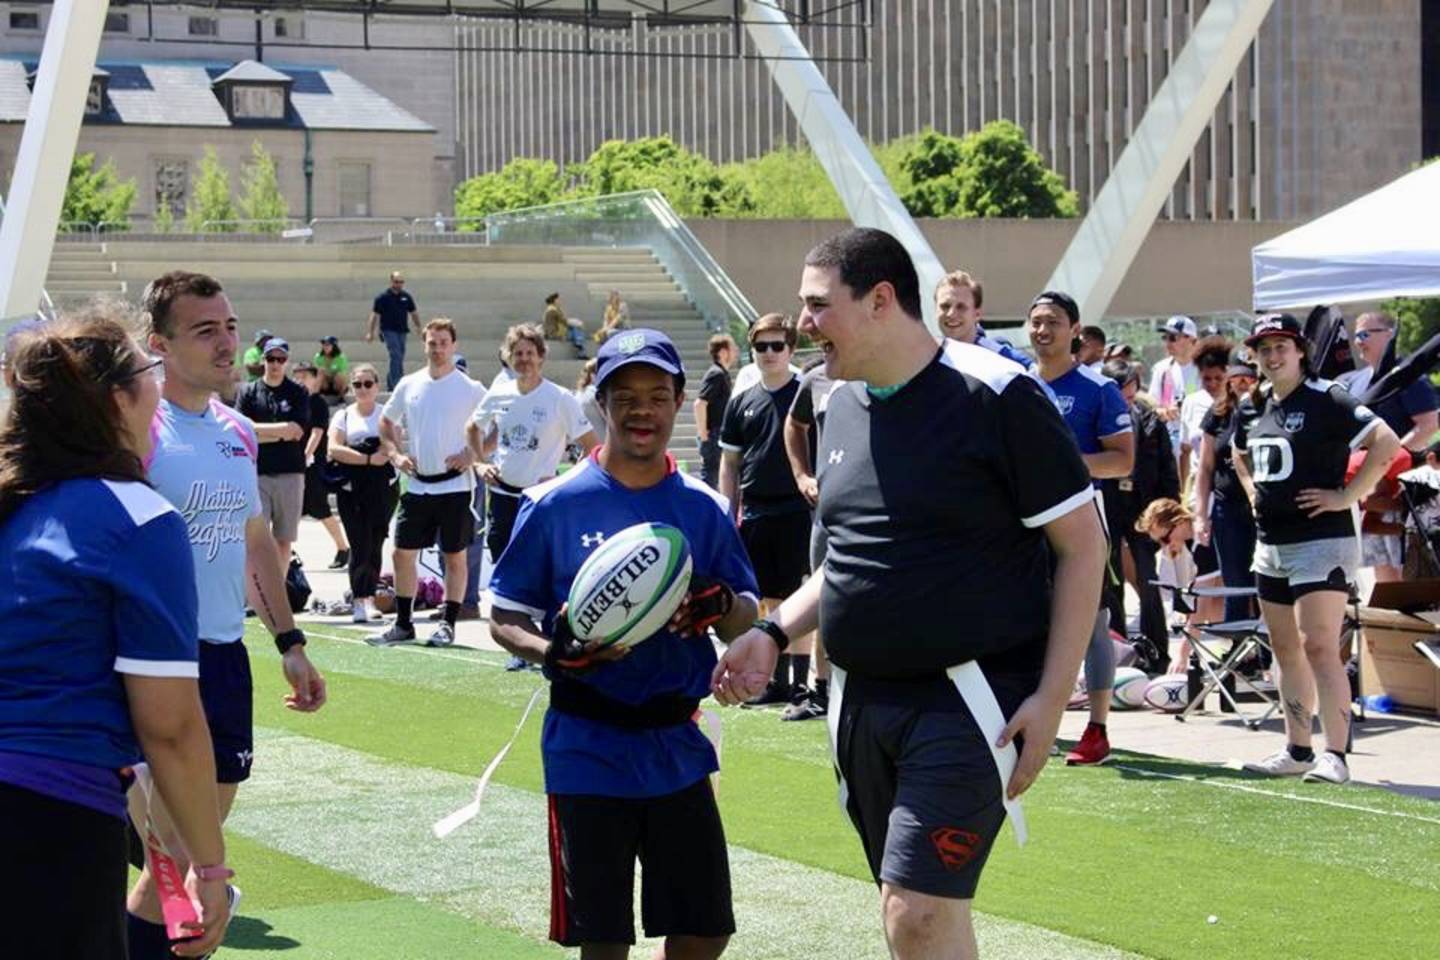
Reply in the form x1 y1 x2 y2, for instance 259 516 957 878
46 267 119 282
44 280 126 295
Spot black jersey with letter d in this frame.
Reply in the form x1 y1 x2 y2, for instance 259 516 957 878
1234 379 1380 546
816 341 1094 680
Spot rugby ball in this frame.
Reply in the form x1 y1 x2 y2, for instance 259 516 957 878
566 522 693 650
1111 667 1150 710
1143 674 1190 713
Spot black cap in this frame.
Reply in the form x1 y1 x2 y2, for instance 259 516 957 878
1244 313 1304 348
1030 290 1080 326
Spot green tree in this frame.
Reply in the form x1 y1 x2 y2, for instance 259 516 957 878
236 140 289 233
953 120 1079 218
151 201 176 234
184 146 237 232
571 137 752 217
895 130 967 217
1388 297 1440 356
60 152 137 228
720 146 846 219
453 157 568 225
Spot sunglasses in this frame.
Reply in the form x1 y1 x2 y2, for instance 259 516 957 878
1162 333 1180 342
1354 329 1384 343
113 356 164 384
351 379 376 389
265 356 287 363
752 340 789 353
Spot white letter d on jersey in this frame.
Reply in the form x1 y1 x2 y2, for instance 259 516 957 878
1248 437 1294 483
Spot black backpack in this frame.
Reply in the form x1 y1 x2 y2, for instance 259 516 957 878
285 555 312 613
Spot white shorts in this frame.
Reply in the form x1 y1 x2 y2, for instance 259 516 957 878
1361 532 1403 570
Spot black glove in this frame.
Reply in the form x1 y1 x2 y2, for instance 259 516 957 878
543 609 593 678
671 575 735 637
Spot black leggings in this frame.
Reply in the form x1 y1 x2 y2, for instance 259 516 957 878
0 783 128 959
337 466 398 598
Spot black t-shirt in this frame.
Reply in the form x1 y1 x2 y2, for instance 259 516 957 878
719 375 806 518
697 363 732 438
1234 379 1380 545
307 393 331 463
817 342 1093 680
373 289 417 333
788 364 836 475
1200 405 1243 504
237 377 310 475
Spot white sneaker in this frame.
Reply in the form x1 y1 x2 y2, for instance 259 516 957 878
1303 752 1351 784
1243 749 1315 777
352 599 368 623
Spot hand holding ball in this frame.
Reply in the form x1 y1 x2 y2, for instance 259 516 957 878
566 523 693 650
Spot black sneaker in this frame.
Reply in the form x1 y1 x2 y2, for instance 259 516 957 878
742 681 792 708
328 549 350 570
367 623 415 646
781 688 828 722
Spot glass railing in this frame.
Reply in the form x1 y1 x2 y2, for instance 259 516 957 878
483 190 758 335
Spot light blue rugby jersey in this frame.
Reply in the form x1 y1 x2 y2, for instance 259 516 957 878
490 451 759 799
145 397 263 644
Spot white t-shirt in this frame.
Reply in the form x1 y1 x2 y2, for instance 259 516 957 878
382 367 488 496
472 378 592 491
1178 390 1215 507
330 404 383 447
1149 356 1199 461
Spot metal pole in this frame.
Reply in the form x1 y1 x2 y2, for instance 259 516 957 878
0 0 110 325
744 1 945 333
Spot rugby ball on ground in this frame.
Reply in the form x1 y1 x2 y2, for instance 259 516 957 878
566 522 693 650
1111 667 1150 710
1143 674 1190 713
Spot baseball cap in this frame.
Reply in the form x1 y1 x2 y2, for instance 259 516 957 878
453 352 468 372
320 335 339 347
292 359 318 374
1029 290 1080 326
1160 315 1198 338
1244 313 1305 348
262 337 290 357
595 328 685 391
254 328 273 344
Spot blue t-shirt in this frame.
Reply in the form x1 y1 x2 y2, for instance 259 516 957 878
489 454 760 799
1047 363 1133 481
1372 377 1438 442
975 327 1034 370
0 479 198 817
146 398 263 644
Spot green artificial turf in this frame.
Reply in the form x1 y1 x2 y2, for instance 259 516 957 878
227 625 1440 959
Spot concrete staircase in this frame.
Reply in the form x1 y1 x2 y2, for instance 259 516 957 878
91 242 713 465
46 243 125 299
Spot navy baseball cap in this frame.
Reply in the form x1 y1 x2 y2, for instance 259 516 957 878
320 335 339 347
1244 313 1304 348
254 328 273 344
262 337 290 357
595 328 685 391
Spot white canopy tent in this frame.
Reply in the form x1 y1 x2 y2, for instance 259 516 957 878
1252 160 1440 310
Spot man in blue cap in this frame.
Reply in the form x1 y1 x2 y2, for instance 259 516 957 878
489 328 760 959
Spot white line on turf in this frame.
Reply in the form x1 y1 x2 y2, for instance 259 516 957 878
1111 763 1440 827
301 628 509 669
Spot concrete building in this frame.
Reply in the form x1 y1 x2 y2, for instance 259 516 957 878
0 1 1434 222
0 54 436 223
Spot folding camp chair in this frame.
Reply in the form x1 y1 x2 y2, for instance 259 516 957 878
1150 581 1280 728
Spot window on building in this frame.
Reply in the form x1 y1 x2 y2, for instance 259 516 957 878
8 11 40 31
188 16 218 37
104 12 129 34
231 85 285 120
274 16 302 39
154 158 189 221
85 79 105 116
338 162 372 218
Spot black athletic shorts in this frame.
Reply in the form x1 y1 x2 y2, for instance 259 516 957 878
394 490 474 553
200 640 254 784
301 462 332 520
835 669 1037 900
0 783 129 960
547 778 734 947
740 510 811 599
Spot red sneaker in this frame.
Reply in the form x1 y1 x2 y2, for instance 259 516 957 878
1065 724 1111 766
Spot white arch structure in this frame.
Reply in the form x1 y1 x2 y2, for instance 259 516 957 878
1 0 1273 334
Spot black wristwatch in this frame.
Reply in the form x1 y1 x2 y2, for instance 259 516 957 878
274 628 306 655
753 618 790 653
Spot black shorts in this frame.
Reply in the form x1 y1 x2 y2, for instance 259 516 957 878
1256 568 1351 606
301 462 332 520
547 779 734 947
740 510 811 599
199 640 255 784
486 490 523 560
835 670 1036 900
0 784 129 960
395 491 474 553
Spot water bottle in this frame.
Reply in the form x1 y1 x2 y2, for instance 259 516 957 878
1361 694 1395 714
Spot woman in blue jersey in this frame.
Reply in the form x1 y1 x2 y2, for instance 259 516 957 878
0 313 230 959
